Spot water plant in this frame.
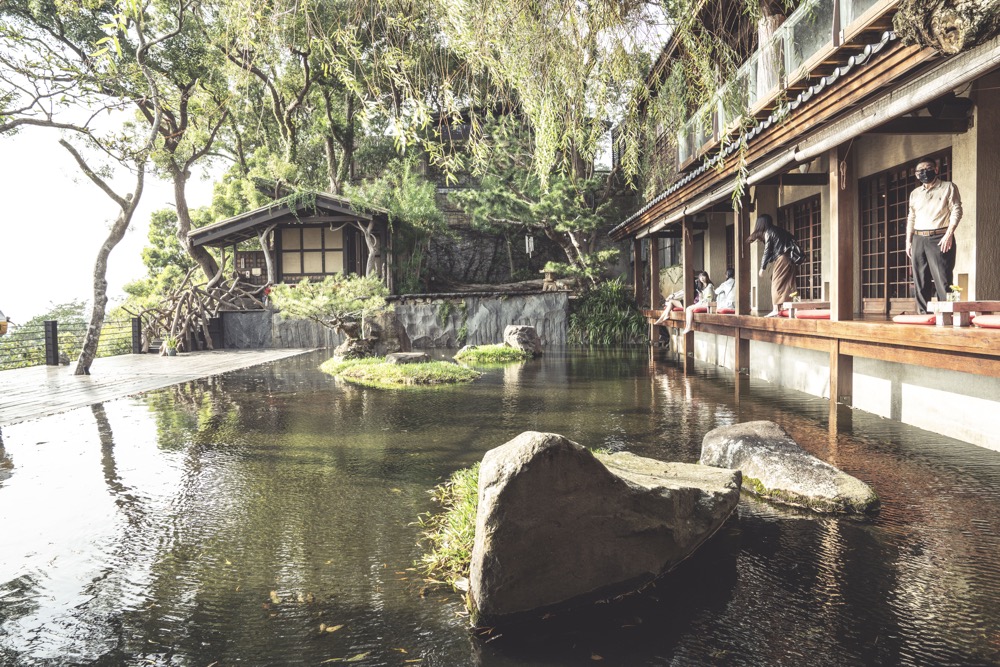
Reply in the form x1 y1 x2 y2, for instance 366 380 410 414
416 464 480 590
320 357 480 388
568 277 647 345
454 344 530 364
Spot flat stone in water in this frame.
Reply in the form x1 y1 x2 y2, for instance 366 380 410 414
700 420 879 514
385 352 430 364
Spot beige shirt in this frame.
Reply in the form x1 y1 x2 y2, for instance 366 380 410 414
907 180 962 232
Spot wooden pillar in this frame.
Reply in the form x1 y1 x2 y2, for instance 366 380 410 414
648 237 661 342
632 238 644 305
735 196 752 377
829 145 855 321
830 338 853 407
681 218 694 372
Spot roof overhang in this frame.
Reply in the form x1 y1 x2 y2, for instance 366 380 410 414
189 193 388 248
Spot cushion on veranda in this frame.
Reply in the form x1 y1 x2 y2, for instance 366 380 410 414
691 305 709 313
717 308 736 314
973 314 1000 329
672 306 684 312
779 309 790 317
892 313 937 325
795 309 831 319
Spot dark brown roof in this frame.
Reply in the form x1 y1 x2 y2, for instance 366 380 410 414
189 193 388 247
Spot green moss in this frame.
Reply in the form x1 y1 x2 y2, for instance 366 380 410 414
454 344 531 365
320 357 480 389
741 475 879 514
415 464 480 591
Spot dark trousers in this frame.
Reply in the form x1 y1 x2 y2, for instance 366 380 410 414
911 233 956 314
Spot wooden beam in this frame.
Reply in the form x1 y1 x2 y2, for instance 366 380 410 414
649 237 661 343
682 217 694 372
830 339 854 406
829 144 855 321
757 173 830 186
841 340 1000 378
865 117 971 134
632 238 643 305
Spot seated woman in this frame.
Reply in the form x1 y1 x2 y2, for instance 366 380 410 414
654 272 715 334
714 268 736 312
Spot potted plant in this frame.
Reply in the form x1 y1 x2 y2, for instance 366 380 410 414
164 335 179 356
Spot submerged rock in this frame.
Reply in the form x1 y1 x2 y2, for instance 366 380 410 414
469 431 741 626
502 325 542 356
699 420 879 514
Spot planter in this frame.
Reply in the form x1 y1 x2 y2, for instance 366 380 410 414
166 348 178 357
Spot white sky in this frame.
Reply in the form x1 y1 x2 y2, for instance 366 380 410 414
0 127 216 324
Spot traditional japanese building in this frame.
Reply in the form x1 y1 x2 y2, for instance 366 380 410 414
612 0 1000 449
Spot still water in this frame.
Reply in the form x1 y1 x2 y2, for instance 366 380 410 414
2 349 999 666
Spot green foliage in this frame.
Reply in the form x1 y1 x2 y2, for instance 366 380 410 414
568 277 647 345
454 344 530 364
319 357 481 388
415 463 480 590
270 275 389 338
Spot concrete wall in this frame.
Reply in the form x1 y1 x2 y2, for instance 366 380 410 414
233 292 569 351
392 292 569 348
686 330 1000 452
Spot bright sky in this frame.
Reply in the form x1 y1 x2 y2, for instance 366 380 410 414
0 127 216 324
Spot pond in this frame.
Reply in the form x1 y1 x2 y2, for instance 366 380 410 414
1 349 999 666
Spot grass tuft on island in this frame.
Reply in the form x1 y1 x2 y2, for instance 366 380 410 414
320 357 481 389
454 344 531 365
416 464 480 590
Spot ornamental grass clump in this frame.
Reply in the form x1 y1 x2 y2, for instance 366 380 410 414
320 357 480 389
568 277 647 345
416 464 480 590
454 344 531 365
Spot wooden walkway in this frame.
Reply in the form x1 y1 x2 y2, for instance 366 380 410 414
0 349 313 426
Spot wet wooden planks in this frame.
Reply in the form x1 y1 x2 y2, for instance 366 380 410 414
0 349 313 426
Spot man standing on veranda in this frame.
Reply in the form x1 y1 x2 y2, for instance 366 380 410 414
905 159 963 314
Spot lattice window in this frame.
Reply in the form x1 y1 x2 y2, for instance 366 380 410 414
279 226 345 280
859 150 952 304
779 195 822 300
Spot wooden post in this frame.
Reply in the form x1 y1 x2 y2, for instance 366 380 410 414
633 238 644 305
829 145 855 321
131 317 143 354
682 218 694 372
648 237 661 343
44 320 59 366
830 338 853 407
735 196 752 377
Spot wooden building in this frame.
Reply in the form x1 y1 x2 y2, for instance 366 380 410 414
189 193 393 290
613 0 1000 449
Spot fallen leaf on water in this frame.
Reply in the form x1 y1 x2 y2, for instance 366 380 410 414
269 591 282 605
320 624 344 634
404 660 422 664
591 654 604 661
391 488 402 493
224 559 232 566
394 648 408 653
345 652 369 662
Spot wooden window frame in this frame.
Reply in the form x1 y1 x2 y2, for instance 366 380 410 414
277 225 348 281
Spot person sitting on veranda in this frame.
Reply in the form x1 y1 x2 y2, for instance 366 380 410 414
654 271 715 335
715 268 736 311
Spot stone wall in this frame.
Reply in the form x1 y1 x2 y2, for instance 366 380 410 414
224 291 568 351
392 292 569 348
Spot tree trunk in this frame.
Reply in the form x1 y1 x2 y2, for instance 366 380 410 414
894 0 1000 54
63 141 146 375
171 165 221 284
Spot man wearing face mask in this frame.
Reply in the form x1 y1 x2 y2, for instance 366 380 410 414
905 159 963 314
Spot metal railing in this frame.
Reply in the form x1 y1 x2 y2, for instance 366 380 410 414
0 318 140 371
676 0 890 166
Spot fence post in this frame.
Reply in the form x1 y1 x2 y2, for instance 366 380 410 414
132 317 143 354
44 320 59 366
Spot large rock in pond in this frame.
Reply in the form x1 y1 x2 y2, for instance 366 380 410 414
385 352 429 364
503 325 542 356
368 310 411 355
700 420 879 514
469 431 741 626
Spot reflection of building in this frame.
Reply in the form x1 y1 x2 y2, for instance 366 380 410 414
614 0 1000 450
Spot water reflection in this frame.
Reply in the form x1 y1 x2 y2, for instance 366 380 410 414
0 349 998 665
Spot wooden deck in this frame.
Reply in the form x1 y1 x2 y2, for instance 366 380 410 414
0 349 313 426
646 309 1000 378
